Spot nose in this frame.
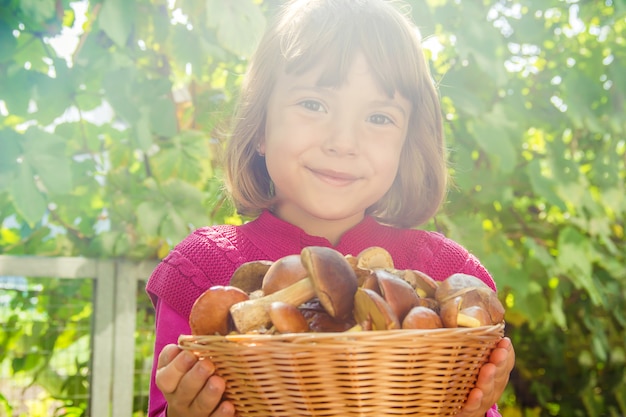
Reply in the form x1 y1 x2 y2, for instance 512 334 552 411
322 118 359 157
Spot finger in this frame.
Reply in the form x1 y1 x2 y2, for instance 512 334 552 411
488 340 515 389
475 362 496 392
169 359 217 411
189 374 232 416
210 399 236 417
156 344 181 369
456 387 483 417
156 350 203 395
474 362 497 408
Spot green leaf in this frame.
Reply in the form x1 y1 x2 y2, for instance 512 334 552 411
526 159 566 210
556 226 602 305
11 162 47 226
205 0 266 57
98 0 134 47
0 21 17 62
471 115 517 174
19 0 57 23
136 106 153 152
0 68 32 117
102 67 141 124
150 97 177 138
151 130 210 182
23 127 72 194
0 129 21 189
32 70 75 125
136 200 168 236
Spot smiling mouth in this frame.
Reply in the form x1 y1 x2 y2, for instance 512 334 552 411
308 167 360 185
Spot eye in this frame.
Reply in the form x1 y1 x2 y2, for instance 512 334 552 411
298 100 326 112
368 114 394 125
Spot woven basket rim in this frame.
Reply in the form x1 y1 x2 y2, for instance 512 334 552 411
179 322 505 345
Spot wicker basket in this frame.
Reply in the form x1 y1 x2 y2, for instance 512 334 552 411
178 323 504 417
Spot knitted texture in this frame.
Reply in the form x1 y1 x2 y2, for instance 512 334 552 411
146 210 495 319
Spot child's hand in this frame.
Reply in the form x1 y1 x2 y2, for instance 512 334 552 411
456 337 515 417
155 344 236 417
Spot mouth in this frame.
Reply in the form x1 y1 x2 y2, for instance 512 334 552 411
308 167 360 186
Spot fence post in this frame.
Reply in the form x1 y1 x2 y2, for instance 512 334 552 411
91 260 115 417
111 261 140 417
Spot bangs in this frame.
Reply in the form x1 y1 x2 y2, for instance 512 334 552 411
278 0 422 102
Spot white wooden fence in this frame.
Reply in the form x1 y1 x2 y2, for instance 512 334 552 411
0 255 159 417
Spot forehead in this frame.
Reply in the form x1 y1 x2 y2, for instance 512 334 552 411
279 53 393 97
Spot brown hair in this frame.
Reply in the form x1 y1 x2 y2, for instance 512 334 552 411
223 0 447 228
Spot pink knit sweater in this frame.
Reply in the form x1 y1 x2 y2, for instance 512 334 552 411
146 210 501 417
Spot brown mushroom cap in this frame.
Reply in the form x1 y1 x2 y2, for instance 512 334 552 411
229 260 272 294
300 299 356 332
262 254 307 295
396 269 440 298
356 246 394 270
267 301 309 333
402 306 443 329
189 286 249 335
435 273 492 303
300 246 358 319
354 287 400 330
439 295 462 328
375 269 420 322
456 305 492 327
436 273 504 326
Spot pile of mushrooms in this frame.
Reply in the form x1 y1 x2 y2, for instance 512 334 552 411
189 246 505 336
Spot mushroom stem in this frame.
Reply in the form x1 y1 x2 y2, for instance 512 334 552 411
230 277 315 333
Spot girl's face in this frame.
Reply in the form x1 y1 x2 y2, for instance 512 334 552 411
261 52 412 243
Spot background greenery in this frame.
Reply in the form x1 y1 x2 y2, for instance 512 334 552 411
0 0 624 416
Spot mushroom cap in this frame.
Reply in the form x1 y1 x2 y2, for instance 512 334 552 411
267 301 309 333
354 288 401 330
396 269 439 298
300 246 358 319
375 269 420 322
300 299 356 332
262 254 308 295
402 306 443 329
439 295 462 328
435 273 492 303
229 260 273 294
356 246 394 270
189 286 249 335
457 305 492 327
436 273 504 326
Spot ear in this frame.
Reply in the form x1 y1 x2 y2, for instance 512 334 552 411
256 140 266 156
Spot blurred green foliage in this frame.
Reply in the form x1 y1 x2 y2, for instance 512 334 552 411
0 0 624 416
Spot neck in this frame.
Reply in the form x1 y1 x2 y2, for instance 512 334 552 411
272 208 365 246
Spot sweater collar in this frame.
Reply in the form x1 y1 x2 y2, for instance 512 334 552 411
240 210 383 258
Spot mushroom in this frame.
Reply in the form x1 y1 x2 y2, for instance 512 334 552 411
229 260 273 294
262 254 308 295
189 286 249 335
395 269 439 298
229 246 358 333
356 246 395 270
457 305 493 327
402 306 443 329
299 299 356 332
436 273 505 327
353 288 400 330
375 269 420 322
267 301 309 333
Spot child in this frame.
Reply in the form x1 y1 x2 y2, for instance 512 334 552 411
146 0 515 416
